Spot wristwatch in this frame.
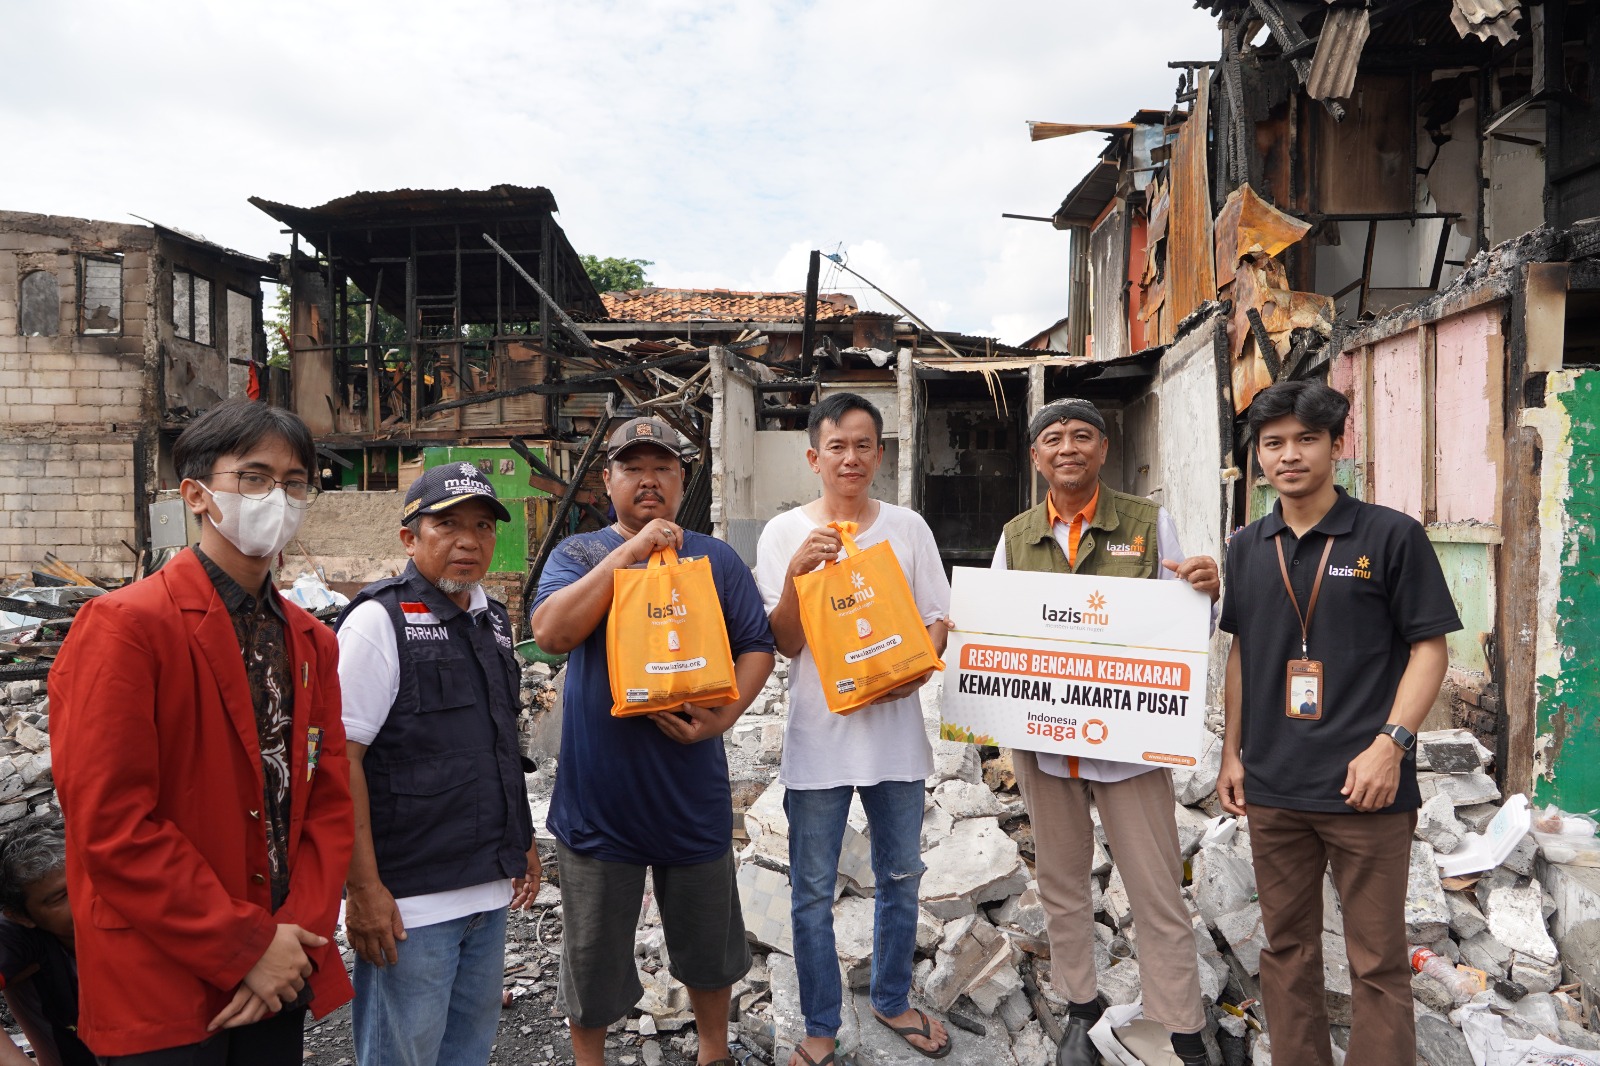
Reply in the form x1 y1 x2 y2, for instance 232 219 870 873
1379 723 1416 752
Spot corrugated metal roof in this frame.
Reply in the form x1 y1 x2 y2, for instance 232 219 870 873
1305 6 1371 101
247 185 603 322
1054 160 1121 229
133 217 273 276
599 288 858 323
1449 0 1521 42
249 185 561 231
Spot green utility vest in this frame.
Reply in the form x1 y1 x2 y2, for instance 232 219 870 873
1002 481 1162 579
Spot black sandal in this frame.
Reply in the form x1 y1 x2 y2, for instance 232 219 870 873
791 1041 852 1066
874 1009 953 1059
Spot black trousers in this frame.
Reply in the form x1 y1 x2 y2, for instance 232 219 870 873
98 1009 305 1066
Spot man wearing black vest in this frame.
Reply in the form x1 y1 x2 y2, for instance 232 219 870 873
992 398 1218 1066
337 464 538 1066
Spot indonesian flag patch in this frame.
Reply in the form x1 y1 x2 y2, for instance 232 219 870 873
401 602 440 625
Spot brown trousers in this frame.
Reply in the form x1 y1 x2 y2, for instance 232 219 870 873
1249 805 1418 1066
1013 752 1205 1033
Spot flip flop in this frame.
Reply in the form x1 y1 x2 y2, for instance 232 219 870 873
790 1041 854 1066
874 1008 954 1059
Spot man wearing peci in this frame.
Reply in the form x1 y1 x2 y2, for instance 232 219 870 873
991 397 1218 1066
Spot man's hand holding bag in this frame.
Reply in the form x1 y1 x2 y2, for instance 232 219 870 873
793 521 944 715
608 546 740 716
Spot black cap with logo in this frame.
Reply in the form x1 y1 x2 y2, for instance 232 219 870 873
402 462 512 523
607 417 696 461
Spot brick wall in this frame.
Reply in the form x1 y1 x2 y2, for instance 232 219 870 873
0 439 139 579
0 213 154 582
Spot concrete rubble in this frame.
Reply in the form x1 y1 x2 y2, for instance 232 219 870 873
520 660 1600 1066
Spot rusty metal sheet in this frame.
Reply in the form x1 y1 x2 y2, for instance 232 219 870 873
1226 255 1334 413
1214 184 1313 279
1090 202 1129 360
1164 70 1216 344
1028 120 1140 142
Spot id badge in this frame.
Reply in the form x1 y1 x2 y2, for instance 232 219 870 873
1286 660 1324 720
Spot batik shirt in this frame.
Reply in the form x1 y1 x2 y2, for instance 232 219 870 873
195 548 293 910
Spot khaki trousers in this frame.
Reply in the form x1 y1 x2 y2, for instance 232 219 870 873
1013 752 1205 1033
1249 805 1417 1066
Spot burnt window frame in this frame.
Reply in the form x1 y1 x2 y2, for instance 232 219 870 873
17 268 59 337
78 254 124 336
172 267 214 346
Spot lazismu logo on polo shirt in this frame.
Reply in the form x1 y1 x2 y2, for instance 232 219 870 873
1328 554 1373 580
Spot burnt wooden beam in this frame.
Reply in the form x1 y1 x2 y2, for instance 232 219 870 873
417 351 705 414
1246 308 1283 379
523 411 612 611
483 233 594 353
800 249 820 377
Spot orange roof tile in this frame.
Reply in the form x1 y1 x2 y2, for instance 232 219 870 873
600 287 858 323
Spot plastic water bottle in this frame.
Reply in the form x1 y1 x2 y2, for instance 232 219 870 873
1409 946 1481 1004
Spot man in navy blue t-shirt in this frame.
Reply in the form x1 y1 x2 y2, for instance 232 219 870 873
531 417 775 1066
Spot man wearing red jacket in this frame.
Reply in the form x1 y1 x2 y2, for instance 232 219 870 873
52 400 353 1063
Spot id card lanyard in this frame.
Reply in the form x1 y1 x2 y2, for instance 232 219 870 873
1274 534 1336 720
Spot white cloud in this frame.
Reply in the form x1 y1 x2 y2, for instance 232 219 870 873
0 1 1218 344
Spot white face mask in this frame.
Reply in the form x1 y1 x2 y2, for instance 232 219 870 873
200 485 304 560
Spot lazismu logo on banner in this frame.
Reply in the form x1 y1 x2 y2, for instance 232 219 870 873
1041 590 1110 629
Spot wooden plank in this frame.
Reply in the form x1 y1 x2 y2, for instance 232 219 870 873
1166 70 1217 329
1498 278 1535 796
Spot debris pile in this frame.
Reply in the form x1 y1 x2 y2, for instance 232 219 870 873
0 574 114 833
524 662 1600 1066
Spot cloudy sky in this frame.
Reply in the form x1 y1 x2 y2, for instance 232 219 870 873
4 2 1217 342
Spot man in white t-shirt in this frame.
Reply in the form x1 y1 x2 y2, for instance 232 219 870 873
335 465 539 1066
755 394 952 1066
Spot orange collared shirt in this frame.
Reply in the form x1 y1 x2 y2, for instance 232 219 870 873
1047 486 1099 569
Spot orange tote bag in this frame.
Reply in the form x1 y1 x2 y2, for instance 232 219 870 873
608 547 740 717
793 522 944 715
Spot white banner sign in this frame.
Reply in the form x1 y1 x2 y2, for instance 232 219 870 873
939 567 1211 766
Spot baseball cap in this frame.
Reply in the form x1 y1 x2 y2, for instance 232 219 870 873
607 417 696 461
1028 398 1107 442
402 462 512 523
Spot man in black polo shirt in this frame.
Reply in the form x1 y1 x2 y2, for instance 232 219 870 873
1218 381 1460 1066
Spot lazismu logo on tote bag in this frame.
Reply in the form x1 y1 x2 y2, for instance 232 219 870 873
607 546 739 716
794 522 944 715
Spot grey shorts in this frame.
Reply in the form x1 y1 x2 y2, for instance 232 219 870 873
554 842 751 1029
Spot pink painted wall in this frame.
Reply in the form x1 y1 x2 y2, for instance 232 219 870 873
1434 307 1503 524
1331 350 1365 460
1371 333 1426 519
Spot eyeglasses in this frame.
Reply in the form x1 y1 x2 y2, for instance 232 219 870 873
202 470 320 506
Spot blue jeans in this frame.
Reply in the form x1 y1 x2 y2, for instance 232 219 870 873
785 780 927 1039
352 908 507 1066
